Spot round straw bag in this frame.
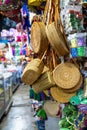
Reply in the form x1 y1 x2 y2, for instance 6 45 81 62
63 75 83 93
50 86 76 103
83 77 87 98
22 58 44 85
46 22 69 56
53 62 81 89
31 22 48 54
32 71 55 93
43 101 60 117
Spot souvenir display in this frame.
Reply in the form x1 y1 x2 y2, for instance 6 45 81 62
68 33 87 57
0 0 87 129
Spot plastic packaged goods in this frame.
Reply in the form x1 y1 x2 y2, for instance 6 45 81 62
76 33 86 47
77 46 85 57
71 48 78 57
68 33 87 57
60 0 69 8
60 5 83 33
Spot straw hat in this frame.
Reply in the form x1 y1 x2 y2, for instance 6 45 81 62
50 86 76 103
53 62 81 89
43 101 60 117
63 75 83 93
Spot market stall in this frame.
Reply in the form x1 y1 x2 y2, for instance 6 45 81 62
0 71 13 119
22 0 87 130
0 0 87 129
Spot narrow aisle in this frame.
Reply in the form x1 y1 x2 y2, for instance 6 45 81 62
0 84 37 130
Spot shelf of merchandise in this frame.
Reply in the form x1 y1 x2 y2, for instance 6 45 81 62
0 74 13 120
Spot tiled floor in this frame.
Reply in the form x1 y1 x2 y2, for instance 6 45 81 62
0 84 59 130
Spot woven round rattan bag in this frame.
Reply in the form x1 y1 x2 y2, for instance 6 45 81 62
53 62 81 89
50 86 76 103
46 22 69 56
22 58 44 85
43 101 60 117
63 75 83 93
32 71 55 93
31 22 48 54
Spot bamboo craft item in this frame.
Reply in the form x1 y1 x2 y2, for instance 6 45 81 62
50 86 76 103
61 75 83 93
43 101 60 117
31 22 48 54
53 62 81 89
22 58 44 85
46 22 69 56
32 71 55 93
42 66 49 74
83 77 87 98
45 0 69 57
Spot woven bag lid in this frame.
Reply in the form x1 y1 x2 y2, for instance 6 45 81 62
63 75 82 93
50 86 76 103
43 101 60 117
53 62 81 89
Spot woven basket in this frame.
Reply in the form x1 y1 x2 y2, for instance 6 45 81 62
32 71 55 93
22 58 44 85
83 77 87 98
43 101 60 117
63 75 82 93
46 22 69 56
50 86 76 103
31 22 48 54
53 62 81 89
42 66 49 74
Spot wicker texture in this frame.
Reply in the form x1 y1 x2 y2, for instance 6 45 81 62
42 66 49 74
50 86 76 103
46 22 69 56
32 71 55 93
22 58 44 85
43 101 60 117
63 75 82 93
83 78 87 98
31 22 48 54
53 62 81 89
